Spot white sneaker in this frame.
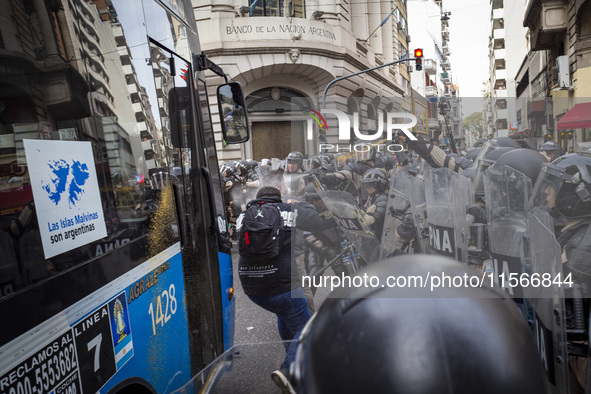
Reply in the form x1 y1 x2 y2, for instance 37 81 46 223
271 368 296 394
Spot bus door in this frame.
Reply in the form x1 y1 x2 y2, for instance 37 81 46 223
147 40 226 374
194 74 236 351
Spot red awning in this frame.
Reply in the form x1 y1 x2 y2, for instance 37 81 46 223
557 103 591 130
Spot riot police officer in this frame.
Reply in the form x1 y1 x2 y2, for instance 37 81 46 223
539 140 564 162
532 152 591 392
359 168 389 241
285 151 307 196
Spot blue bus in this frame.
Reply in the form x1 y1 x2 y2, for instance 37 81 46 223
0 0 248 392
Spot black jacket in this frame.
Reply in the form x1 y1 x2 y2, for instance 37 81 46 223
237 196 322 296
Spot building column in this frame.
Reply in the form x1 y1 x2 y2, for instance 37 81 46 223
317 0 339 24
367 0 383 56
381 3 394 63
211 0 235 18
351 1 369 42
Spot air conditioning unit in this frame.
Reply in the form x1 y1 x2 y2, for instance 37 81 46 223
557 55 570 88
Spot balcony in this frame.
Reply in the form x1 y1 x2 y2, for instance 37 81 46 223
493 48 506 60
142 139 155 153
494 68 507 80
425 86 437 97
493 29 505 40
424 59 437 75
523 0 567 51
132 102 143 114
495 108 508 120
492 8 504 19
495 89 508 98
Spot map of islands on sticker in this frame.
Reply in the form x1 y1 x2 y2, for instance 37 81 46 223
24 139 107 258
43 159 91 207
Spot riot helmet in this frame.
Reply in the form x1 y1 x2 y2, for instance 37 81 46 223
464 147 482 163
286 151 304 173
475 138 488 147
491 149 547 184
360 168 388 195
293 255 547 394
236 160 249 175
473 146 515 199
532 152 591 219
247 159 258 171
485 150 547 217
540 141 559 151
354 141 378 163
460 167 477 181
303 156 321 172
333 153 349 170
539 141 563 161
220 162 235 177
303 182 322 204
488 136 521 149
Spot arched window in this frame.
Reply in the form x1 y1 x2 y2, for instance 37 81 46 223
246 87 313 113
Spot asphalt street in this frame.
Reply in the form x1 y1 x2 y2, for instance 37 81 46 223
229 245 333 393
231 245 332 345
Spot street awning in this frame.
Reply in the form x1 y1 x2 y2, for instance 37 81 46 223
557 102 591 130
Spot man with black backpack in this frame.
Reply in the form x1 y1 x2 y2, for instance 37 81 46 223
236 186 322 393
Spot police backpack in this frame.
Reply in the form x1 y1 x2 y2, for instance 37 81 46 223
238 202 284 261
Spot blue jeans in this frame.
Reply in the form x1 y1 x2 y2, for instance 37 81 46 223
247 287 311 369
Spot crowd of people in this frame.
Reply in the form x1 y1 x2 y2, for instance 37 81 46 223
220 136 591 393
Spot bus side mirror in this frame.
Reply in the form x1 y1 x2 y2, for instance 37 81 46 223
217 82 250 144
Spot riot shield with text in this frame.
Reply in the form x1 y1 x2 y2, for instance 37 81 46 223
452 172 473 265
526 209 569 394
484 165 532 319
314 187 381 264
407 171 429 254
381 168 428 257
424 168 470 263
381 168 412 259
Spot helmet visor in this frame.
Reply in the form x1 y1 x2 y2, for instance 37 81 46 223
334 154 348 169
531 164 567 212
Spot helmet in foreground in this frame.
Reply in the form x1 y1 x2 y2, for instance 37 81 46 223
293 255 547 394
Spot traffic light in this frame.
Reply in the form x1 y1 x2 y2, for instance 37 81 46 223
545 133 553 142
568 130 573 140
414 48 423 71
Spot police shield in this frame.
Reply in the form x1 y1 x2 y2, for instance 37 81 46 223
314 184 381 264
526 209 569 394
424 168 471 263
407 169 430 254
484 165 532 316
381 168 426 258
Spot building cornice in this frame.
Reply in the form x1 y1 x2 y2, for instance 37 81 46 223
204 46 406 95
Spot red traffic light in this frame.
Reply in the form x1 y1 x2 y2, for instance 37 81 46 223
414 48 423 71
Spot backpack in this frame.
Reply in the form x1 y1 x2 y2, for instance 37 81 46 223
238 202 284 261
